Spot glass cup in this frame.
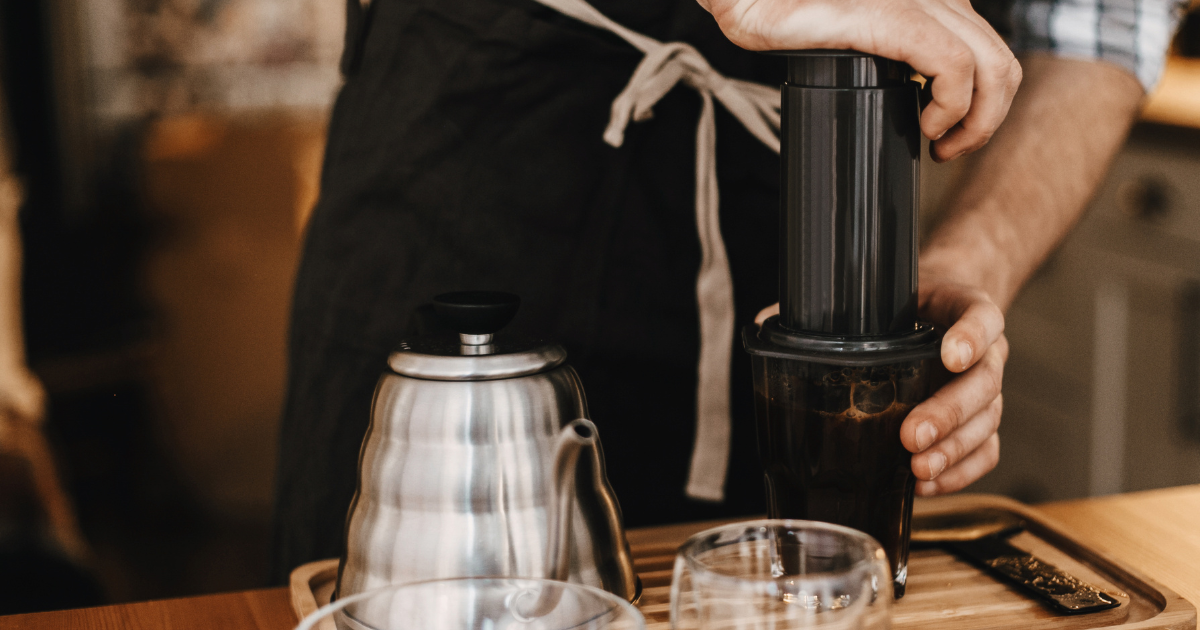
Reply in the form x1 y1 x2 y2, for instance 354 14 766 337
670 520 893 630
296 577 647 630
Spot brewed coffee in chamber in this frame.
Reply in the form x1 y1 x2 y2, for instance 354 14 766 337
751 355 938 597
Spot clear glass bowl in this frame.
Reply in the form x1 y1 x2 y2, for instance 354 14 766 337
296 577 647 630
671 520 893 630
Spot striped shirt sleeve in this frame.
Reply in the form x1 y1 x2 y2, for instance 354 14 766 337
999 0 1191 91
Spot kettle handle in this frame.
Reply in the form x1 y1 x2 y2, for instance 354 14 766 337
546 419 596 583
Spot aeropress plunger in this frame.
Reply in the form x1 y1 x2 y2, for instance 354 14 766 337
743 51 945 598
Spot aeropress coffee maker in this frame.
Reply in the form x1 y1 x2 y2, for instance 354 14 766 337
743 51 944 598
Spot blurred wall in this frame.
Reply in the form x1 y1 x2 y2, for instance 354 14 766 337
141 112 325 521
73 0 342 522
922 120 1200 504
6 0 345 602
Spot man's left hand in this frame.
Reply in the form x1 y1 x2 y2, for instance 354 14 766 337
903 278 1006 495
753 277 1006 496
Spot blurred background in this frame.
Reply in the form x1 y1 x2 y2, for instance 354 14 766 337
0 0 1198 617
0 0 340 613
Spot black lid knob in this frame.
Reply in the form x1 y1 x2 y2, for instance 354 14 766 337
432 291 520 335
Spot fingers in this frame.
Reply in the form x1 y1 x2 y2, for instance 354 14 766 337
916 433 1000 496
920 283 1006 372
856 8 976 141
904 279 1008 494
755 303 780 325
705 0 1019 159
911 393 1002 482
900 338 1004 454
942 310 1007 375
870 2 1019 155
926 11 1022 161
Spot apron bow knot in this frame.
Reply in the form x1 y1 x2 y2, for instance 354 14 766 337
602 42 780 152
604 42 717 146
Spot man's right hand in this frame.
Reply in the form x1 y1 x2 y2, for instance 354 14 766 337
697 0 1022 162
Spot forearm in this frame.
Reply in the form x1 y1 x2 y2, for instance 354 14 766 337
920 54 1145 309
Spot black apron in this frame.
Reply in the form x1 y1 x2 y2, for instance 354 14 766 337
271 0 783 583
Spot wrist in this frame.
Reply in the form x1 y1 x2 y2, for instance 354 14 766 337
920 217 1018 310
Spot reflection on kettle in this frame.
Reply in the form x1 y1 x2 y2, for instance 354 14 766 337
337 291 640 604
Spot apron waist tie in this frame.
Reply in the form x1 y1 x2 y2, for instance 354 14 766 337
533 0 781 502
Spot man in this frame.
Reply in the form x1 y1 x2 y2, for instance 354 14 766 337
721 0 1187 495
271 0 1187 580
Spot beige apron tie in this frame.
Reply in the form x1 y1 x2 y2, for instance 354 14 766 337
533 0 781 502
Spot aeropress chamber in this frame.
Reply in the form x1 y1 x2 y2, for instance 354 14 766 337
743 51 944 598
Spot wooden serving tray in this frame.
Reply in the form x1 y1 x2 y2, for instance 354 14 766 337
289 494 1196 630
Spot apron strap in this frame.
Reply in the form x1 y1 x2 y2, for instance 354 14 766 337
533 0 781 502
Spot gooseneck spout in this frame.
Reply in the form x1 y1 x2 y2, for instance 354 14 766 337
546 419 597 582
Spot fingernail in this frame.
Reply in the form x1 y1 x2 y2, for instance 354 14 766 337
915 423 938 451
934 130 946 141
957 340 973 370
927 453 947 479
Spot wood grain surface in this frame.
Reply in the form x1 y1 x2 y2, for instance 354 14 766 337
626 494 1196 630
0 587 296 630
1040 485 1200 612
5 487 1200 630
287 493 1196 630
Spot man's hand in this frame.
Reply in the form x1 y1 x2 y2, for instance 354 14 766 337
902 279 1005 495
750 53 1147 496
698 0 1022 162
754 286 1005 496
900 55 1143 494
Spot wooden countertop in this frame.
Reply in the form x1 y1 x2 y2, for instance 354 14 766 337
1142 57 1200 129
3 485 1199 630
0 587 297 630
1038 484 1200 608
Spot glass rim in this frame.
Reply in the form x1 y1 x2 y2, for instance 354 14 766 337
295 576 645 630
677 518 887 583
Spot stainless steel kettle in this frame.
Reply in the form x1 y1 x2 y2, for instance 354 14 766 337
337 291 640 603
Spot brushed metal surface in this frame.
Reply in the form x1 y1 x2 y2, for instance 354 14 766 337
338 363 638 602
386 338 567 381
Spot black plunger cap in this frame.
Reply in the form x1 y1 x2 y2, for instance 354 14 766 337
432 291 520 335
781 49 911 88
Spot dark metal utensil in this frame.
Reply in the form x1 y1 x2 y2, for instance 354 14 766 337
912 509 1121 615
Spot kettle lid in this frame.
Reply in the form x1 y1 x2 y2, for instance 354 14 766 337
387 291 567 381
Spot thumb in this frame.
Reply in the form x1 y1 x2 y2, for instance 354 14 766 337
755 303 779 325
